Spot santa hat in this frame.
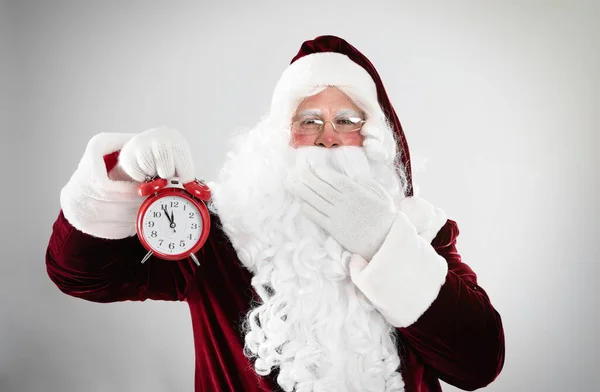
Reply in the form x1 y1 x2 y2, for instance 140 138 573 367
269 35 414 197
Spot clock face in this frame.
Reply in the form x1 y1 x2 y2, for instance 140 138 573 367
140 195 203 256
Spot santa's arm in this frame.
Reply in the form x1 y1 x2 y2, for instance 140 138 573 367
350 197 505 390
46 133 199 303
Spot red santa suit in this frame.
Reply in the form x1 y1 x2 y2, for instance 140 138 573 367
46 36 505 391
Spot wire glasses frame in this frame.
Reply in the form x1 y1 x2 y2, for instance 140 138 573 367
291 117 367 135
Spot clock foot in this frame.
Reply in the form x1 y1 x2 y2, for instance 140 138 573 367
190 253 200 266
140 250 153 264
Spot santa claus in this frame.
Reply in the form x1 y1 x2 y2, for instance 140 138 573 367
46 36 505 391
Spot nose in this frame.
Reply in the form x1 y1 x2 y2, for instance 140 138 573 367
315 121 340 149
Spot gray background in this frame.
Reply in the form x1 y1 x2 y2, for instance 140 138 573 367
1 0 599 391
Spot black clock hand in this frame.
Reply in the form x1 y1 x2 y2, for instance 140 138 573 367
162 206 176 232
162 205 173 224
169 210 176 232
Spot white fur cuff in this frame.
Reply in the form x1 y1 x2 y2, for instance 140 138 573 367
350 198 449 328
398 196 449 244
60 132 143 239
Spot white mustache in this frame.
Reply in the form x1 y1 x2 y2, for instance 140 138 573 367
285 146 374 186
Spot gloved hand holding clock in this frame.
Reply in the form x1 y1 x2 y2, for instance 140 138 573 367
115 127 211 266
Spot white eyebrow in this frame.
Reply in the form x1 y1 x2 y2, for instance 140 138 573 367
294 108 363 120
294 109 322 119
335 109 362 118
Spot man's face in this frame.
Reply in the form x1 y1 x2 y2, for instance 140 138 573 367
290 87 365 148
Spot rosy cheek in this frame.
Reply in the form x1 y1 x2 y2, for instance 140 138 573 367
341 133 365 147
290 133 317 147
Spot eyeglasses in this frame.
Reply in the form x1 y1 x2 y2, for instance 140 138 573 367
291 116 366 135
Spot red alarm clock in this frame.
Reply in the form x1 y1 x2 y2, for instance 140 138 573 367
136 177 211 266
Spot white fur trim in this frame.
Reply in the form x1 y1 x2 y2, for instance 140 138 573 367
350 197 449 328
398 196 449 244
60 132 143 239
269 52 378 125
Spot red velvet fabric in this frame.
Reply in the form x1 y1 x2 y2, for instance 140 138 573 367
46 209 504 391
46 152 505 391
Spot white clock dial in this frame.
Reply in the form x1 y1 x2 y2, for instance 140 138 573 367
141 195 203 256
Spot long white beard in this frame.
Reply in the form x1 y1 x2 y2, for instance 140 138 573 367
208 120 406 392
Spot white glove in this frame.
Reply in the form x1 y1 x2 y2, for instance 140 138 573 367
287 166 397 260
117 127 196 183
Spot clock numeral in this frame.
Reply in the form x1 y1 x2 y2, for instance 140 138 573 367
153 211 162 218
170 201 179 208
147 221 155 228
183 205 187 211
180 240 186 248
150 231 157 238
187 234 192 240
169 242 175 250
191 223 198 229
159 239 163 246
189 212 195 218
